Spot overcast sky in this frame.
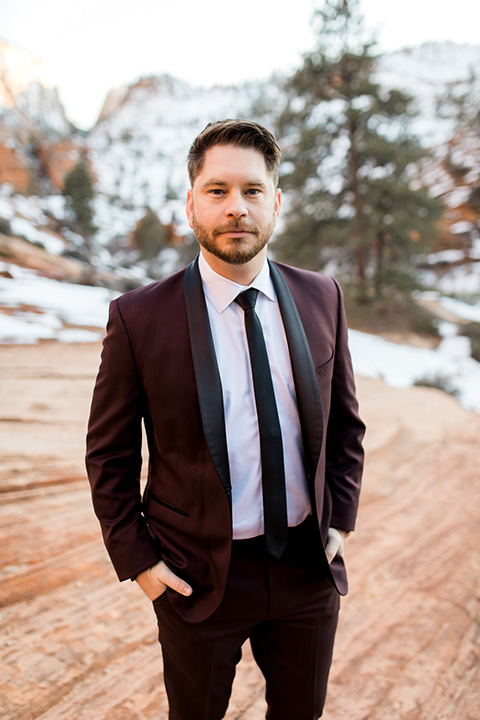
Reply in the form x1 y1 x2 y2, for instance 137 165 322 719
1 0 479 129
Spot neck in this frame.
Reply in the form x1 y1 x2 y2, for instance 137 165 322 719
200 248 267 286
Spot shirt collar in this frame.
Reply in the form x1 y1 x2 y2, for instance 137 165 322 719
198 252 276 314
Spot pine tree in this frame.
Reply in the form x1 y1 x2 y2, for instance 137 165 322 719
132 207 167 259
274 0 442 297
62 159 96 240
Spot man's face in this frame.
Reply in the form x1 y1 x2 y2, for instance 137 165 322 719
186 144 281 267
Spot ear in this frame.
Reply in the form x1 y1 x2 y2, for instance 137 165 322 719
186 188 194 229
274 188 282 220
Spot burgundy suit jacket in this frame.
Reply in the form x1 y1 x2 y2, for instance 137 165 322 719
86 257 365 622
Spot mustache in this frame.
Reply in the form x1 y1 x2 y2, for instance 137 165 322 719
213 222 258 236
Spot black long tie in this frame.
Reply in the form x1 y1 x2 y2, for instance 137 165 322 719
235 288 288 559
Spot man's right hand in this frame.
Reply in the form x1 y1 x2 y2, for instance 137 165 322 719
135 560 193 601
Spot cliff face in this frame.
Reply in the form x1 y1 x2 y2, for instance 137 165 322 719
421 127 480 246
0 144 30 193
0 40 78 193
0 40 70 134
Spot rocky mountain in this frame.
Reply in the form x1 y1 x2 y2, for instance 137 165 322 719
88 75 266 251
0 40 83 197
378 42 480 291
377 42 480 142
0 39 70 136
0 40 479 293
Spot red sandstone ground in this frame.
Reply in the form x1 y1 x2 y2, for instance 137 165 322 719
0 341 479 720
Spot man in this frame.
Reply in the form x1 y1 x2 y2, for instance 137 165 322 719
86 119 365 719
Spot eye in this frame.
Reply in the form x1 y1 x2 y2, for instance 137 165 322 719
209 188 225 196
246 188 261 196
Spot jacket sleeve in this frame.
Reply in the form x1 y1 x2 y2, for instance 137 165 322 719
85 299 161 581
325 279 366 532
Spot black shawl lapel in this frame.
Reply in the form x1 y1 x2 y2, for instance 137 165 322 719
183 256 322 497
184 257 231 500
269 261 324 479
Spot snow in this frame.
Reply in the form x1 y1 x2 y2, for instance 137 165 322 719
415 290 480 324
426 249 465 263
376 43 480 147
349 327 480 414
421 262 480 295
0 263 116 329
0 194 15 220
0 266 479 415
0 310 62 344
10 217 65 255
439 296 480 323
88 78 259 224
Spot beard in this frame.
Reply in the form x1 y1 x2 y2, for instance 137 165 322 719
191 212 276 265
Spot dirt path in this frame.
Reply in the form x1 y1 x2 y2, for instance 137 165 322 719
1 342 479 719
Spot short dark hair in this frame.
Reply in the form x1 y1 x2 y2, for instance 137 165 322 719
187 119 282 187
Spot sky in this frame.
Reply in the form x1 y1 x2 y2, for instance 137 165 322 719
1 0 479 129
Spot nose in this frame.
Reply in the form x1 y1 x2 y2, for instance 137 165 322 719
225 190 247 218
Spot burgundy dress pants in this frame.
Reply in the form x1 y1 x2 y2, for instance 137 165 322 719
152 516 340 720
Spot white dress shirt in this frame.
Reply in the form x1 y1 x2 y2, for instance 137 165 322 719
198 253 311 539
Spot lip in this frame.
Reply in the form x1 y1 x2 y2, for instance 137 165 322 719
219 230 251 237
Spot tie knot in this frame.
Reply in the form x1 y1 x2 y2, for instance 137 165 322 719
235 288 258 312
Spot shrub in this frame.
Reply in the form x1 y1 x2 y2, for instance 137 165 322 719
413 373 459 397
459 322 480 363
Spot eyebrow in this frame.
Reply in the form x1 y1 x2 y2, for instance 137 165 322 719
200 179 268 190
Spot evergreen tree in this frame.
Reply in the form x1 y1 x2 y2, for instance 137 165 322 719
132 207 167 259
274 0 442 297
62 159 96 240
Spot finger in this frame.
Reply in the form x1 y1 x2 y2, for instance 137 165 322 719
154 562 192 596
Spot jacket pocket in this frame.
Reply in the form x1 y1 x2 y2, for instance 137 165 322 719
152 589 168 606
146 490 190 517
315 351 334 381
